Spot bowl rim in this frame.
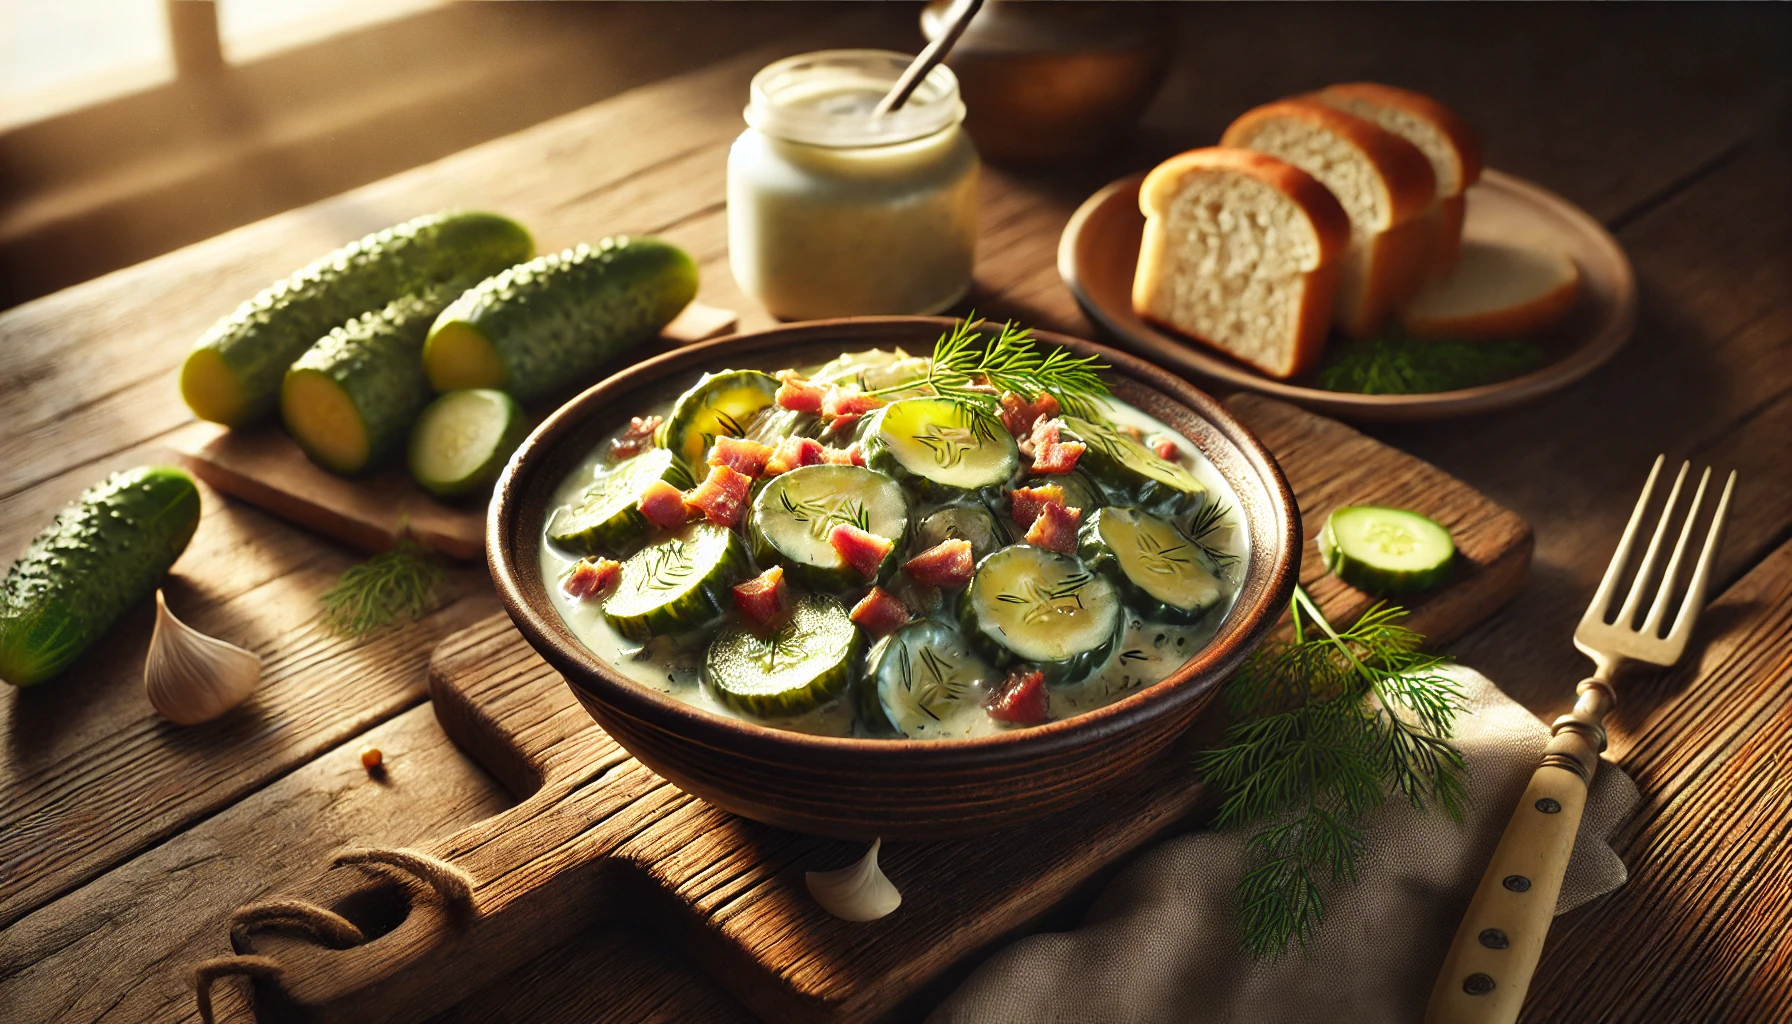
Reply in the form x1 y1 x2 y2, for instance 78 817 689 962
487 315 1299 768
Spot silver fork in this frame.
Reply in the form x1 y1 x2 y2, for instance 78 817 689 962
1425 456 1736 1024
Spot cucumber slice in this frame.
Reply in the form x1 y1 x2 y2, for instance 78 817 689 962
863 398 1021 497
659 370 780 476
1019 471 1104 513
1317 505 1455 596
546 448 693 556
863 620 998 738
406 389 528 499
959 544 1122 684
914 503 1008 564
602 523 750 641
1079 507 1223 623
745 405 821 445
703 594 859 717
1059 417 1207 521
748 465 908 592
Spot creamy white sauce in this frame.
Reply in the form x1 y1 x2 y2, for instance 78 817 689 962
541 351 1248 739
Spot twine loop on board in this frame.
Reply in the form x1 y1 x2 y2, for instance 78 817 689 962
194 847 476 1024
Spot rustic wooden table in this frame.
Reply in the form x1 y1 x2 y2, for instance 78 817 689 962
3 6 1788 1022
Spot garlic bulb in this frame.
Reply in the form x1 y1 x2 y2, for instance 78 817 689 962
145 590 261 725
805 839 901 922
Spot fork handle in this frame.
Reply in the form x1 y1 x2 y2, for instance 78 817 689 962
1424 678 1613 1024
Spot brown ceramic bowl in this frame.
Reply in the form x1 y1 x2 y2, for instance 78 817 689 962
487 317 1298 840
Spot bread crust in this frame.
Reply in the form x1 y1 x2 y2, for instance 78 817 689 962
1401 252 1581 339
1315 82 1484 194
1139 147 1352 264
1220 99 1438 228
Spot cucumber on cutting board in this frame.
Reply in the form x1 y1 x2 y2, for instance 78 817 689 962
959 543 1121 685
281 283 462 474
407 389 529 500
1 467 202 687
181 211 533 427
423 237 698 402
1317 505 1455 596
704 594 860 718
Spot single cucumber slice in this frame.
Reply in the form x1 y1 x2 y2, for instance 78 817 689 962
659 370 780 476
864 398 1021 497
959 544 1122 684
406 389 528 499
282 283 462 475
914 504 1008 564
546 448 693 556
1317 505 1455 596
423 236 697 402
602 523 750 641
2 467 201 687
1059 417 1208 521
748 465 908 592
862 620 998 739
703 594 859 718
183 211 533 426
1079 507 1223 623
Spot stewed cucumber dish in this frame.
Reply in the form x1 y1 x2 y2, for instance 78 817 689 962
539 324 1246 739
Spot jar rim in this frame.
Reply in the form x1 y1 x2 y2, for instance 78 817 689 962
745 48 965 148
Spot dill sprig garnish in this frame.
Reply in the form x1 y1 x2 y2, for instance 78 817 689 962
868 316 1113 423
1188 500 1238 569
1196 586 1468 956
1316 331 1544 395
320 540 447 639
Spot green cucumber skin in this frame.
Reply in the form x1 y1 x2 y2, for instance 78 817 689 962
410 390 530 501
703 595 860 718
283 283 464 473
1059 417 1207 522
430 237 698 402
956 546 1121 686
1077 508 1217 625
0 467 202 687
546 451 693 558
185 211 534 426
602 527 752 642
1317 509 1455 597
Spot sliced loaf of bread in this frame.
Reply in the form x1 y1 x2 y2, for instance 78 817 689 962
1221 99 1437 339
1311 83 1484 280
1132 147 1351 379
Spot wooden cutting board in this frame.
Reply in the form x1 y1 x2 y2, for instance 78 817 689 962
235 394 1531 1023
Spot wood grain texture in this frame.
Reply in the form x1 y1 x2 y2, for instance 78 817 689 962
227 396 1529 1024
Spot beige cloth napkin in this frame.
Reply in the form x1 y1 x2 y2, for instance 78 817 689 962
930 665 1639 1024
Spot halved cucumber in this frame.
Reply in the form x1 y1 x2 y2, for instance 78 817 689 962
703 594 860 718
546 448 693 556
862 620 998 739
602 523 750 641
959 544 1122 684
749 465 908 592
863 398 1020 497
914 503 1009 564
1079 507 1223 623
659 370 780 475
407 389 528 499
1059 417 1207 521
1317 505 1455 596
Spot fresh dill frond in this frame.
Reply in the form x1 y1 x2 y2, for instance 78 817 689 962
320 541 447 639
1316 331 1544 395
869 316 1113 423
1187 499 1239 569
1196 586 1468 956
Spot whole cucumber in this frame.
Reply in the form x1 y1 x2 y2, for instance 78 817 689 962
281 282 463 475
1 467 203 687
181 211 534 427
422 236 698 403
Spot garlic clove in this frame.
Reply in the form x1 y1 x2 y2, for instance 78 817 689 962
805 838 901 922
145 589 261 725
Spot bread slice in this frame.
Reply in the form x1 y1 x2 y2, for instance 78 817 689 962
1400 241 1580 338
1221 99 1437 339
1311 83 1484 279
1132 147 1351 379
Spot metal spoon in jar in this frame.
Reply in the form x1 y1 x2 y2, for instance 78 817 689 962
873 0 984 116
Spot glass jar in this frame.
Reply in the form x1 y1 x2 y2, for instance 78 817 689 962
727 50 980 320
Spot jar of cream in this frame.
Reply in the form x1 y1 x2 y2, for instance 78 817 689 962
728 50 980 320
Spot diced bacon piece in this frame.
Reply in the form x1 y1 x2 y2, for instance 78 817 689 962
763 436 825 476
638 480 691 530
821 443 865 466
1151 437 1180 463
1029 416 1062 452
986 668 1049 725
684 464 752 528
731 566 788 628
902 539 975 588
1024 501 1082 555
830 523 894 579
1031 439 1085 475
608 415 662 462
1000 392 1061 440
708 436 773 478
821 413 861 439
849 586 911 637
776 375 827 414
1010 484 1067 528
562 557 621 600
822 387 886 418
